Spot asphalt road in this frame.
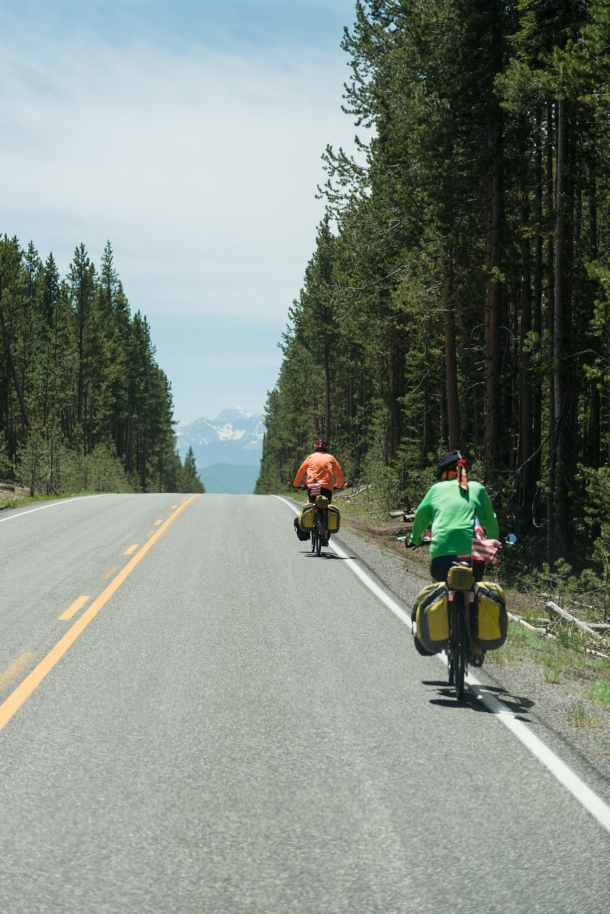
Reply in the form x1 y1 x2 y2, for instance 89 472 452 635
0 493 609 913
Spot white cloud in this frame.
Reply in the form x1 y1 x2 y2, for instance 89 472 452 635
0 33 356 320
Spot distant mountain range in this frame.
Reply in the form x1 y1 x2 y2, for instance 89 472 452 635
176 410 263 494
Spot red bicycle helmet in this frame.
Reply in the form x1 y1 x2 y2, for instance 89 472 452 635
313 439 328 451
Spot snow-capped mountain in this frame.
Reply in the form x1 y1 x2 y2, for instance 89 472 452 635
176 409 264 468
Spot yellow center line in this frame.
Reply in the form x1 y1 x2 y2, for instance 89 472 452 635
0 654 37 695
59 595 90 621
154 519 163 526
145 529 156 539
124 544 138 555
0 494 200 733
102 565 121 580
171 505 177 510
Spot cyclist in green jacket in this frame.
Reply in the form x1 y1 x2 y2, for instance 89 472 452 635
408 450 499 582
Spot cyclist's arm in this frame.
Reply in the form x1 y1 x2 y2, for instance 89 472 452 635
332 459 344 489
477 487 499 539
409 491 434 545
293 459 309 488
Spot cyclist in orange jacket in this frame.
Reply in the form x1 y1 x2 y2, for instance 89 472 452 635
293 439 344 503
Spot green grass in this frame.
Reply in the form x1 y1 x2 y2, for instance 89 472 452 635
568 701 604 728
587 680 610 711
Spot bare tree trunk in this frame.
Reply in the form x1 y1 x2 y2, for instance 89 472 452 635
388 326 401 459
484 118 503 476
519 221 533 514
554 97 569 560
443 269 460 450
546 102 556 566
324 340 331 443
533 108 543 493
440 375 448 447
348 371 354 448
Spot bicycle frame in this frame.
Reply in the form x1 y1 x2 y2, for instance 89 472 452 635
310 503 329 556
446 584 475 700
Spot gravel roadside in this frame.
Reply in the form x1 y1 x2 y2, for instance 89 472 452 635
333 519 610 793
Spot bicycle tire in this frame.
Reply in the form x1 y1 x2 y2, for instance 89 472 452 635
316 516 323 556
454 596 467 700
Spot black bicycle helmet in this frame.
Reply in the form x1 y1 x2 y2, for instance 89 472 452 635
436 449 471 480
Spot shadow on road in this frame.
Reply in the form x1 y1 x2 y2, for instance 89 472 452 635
301 552 352 560
422 679 534 719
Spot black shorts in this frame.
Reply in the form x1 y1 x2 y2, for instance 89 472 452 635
430 555 485 583
308 487 333 504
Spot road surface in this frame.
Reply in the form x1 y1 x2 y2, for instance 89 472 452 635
0 492 609 913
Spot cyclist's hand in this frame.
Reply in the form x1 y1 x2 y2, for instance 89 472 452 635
286 479 293 487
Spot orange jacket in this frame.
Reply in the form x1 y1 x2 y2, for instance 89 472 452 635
294 452 344 491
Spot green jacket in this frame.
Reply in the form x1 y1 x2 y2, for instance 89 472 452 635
409 479 499 559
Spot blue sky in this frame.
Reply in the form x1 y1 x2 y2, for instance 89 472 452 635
0 0 359 424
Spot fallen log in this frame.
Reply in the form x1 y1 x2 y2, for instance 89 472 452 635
545 601 603 640
584 647 610 660
507 612 546 633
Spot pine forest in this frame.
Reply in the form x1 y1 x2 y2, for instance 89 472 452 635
0 238 204 496
256 0 610 581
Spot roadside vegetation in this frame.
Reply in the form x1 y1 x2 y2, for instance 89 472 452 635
0 239 204 497
257 2 610 685
288 481 610 715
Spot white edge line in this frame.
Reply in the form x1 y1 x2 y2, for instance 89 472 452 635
274 494 610 837
0 493 108 524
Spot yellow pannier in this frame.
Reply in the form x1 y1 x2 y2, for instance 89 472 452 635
473 583 508 651
327 505 341 532
414 583 450 654
298 503 315 532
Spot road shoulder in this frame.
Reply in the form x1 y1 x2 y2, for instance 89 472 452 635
332 518 610 795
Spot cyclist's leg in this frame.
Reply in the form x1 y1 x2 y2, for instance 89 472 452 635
429 555 458 582
473 560 485 581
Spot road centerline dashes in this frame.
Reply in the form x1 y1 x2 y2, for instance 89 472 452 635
0 494 200 734
59 596 90 621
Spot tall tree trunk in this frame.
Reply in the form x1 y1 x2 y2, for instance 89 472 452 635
484 116 503 475
553 98 569 560
519 218 533 516
324 340 331 443
440 375 448 447
546 102 556 566
388 326 401 458
443 269 460 450
533 108 543 495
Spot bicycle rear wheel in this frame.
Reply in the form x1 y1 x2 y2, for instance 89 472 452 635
453 598 467 700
